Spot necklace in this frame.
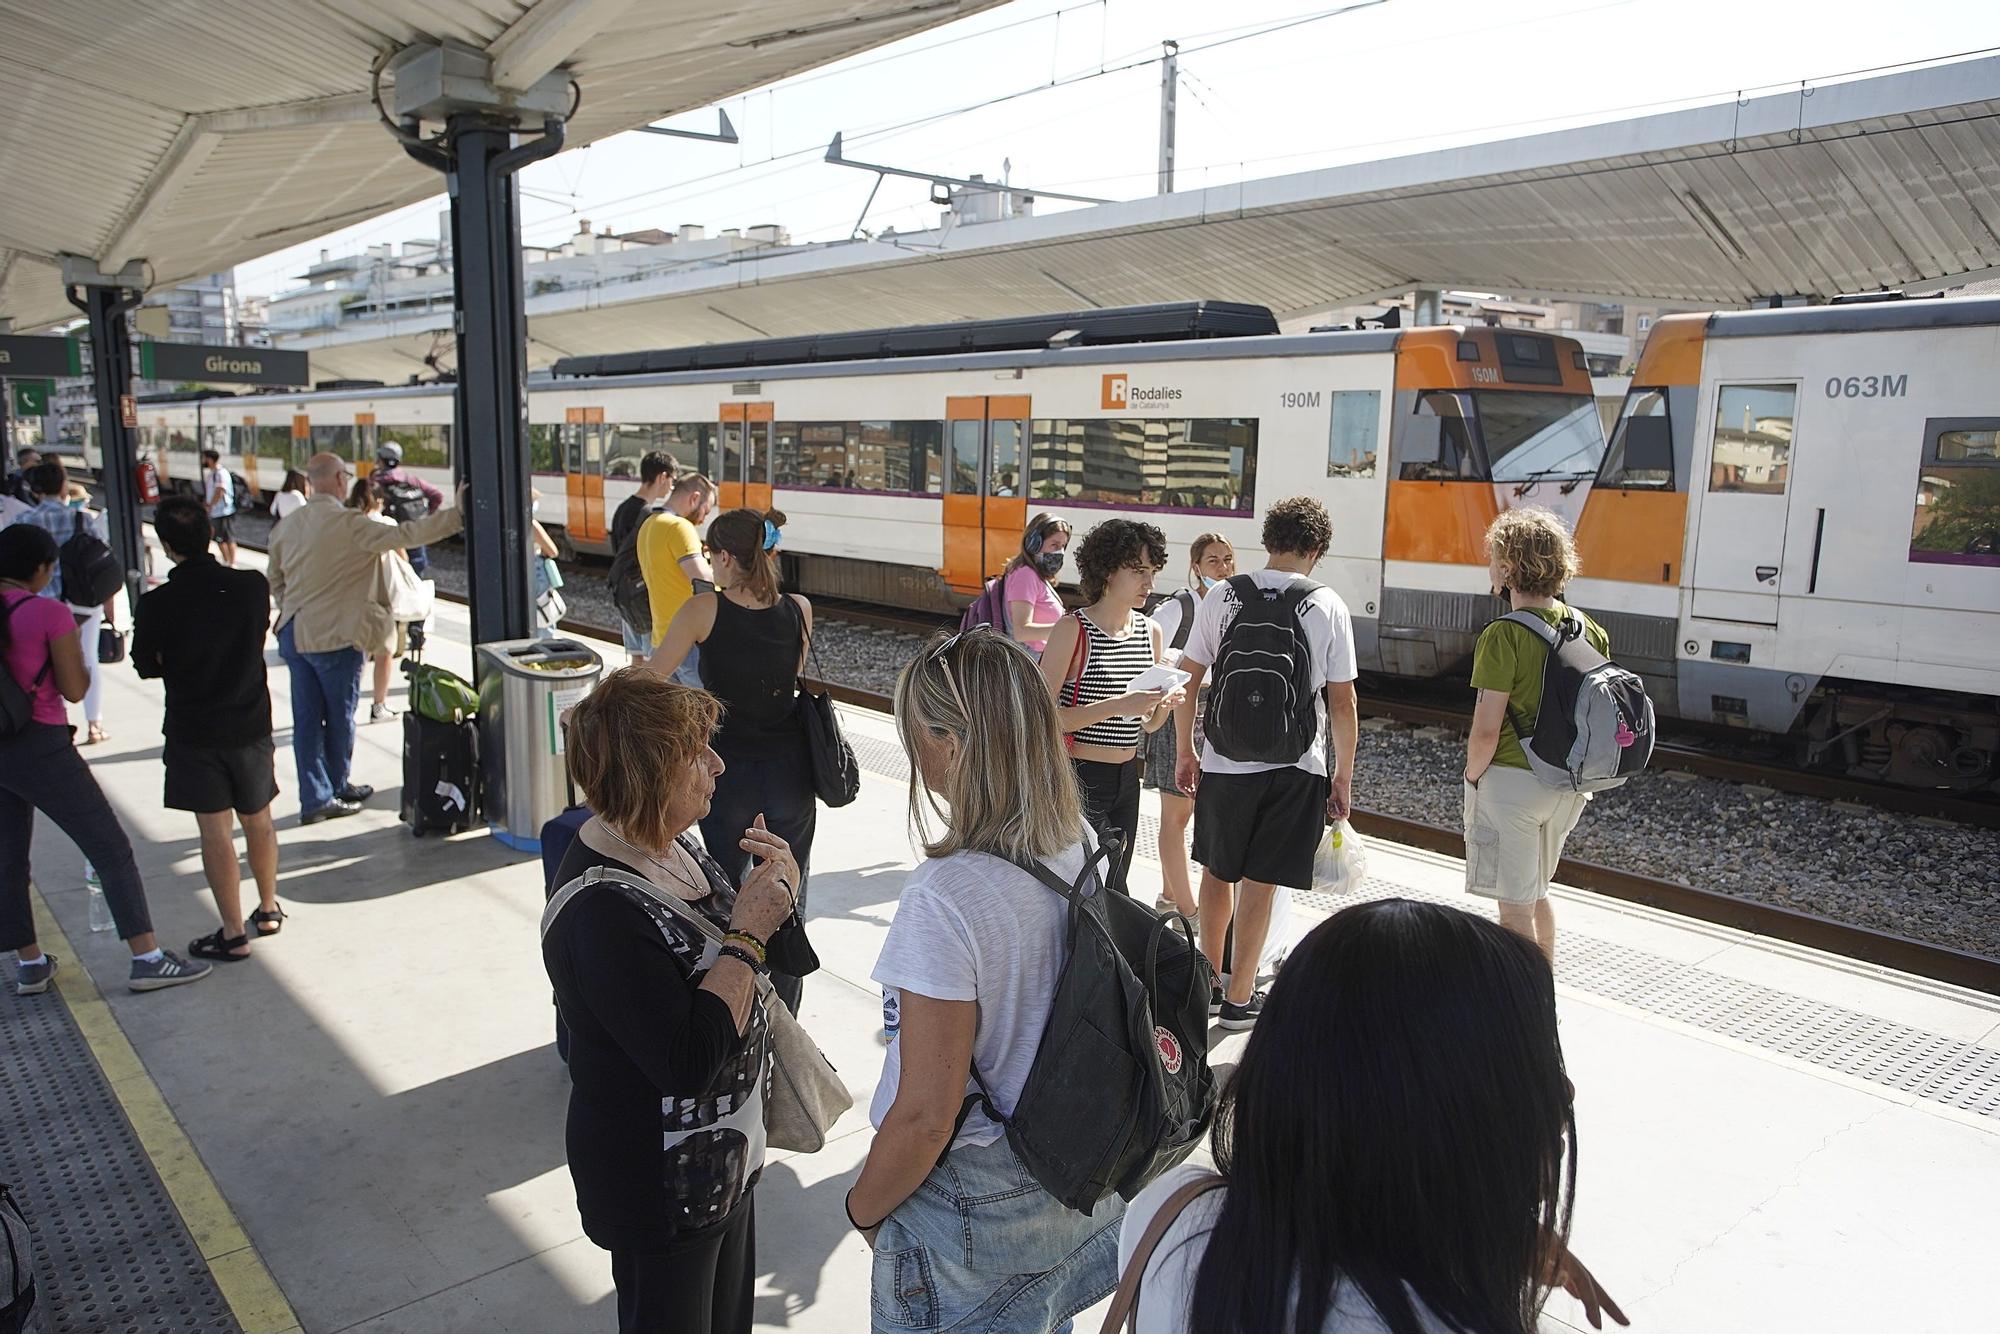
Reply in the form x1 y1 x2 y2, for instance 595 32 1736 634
596 820 711 900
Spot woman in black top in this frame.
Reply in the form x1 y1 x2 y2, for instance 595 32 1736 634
542 670 810 1334
651 507 817 1012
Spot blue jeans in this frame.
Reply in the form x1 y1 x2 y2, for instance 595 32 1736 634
406 545 430 577
871 1137 1122 1333
672 642 702 688
279 621 363 814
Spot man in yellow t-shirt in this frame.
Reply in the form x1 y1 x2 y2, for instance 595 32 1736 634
636 473 717 685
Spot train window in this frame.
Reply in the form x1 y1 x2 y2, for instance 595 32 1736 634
379 425 448 469
1910 417 2000 566
253 426 294 462
774 420 942 493
1477 391 1602 484
947 420 981 495
1327 390 1380 478
1708 384 1795 495
1028 418 1256 512
529 425 562 473
719 420 743 486
1399 391 1481 480
309 425 357 460
1599 388 1674 488
988 420 1023 498
602 424 664 479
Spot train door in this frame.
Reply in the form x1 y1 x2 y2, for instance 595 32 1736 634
940 395 1030 593
1691 380 1802 625
563 406 607 546
717 403 774 513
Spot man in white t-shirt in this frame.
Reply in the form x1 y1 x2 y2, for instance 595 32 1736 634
1173 496 1359 1031
199 448 237 566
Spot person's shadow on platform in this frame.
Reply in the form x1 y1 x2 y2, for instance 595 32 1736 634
753 1155 865 1327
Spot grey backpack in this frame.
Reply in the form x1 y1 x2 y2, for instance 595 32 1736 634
1501 610 1654 793
0 1181 37 1334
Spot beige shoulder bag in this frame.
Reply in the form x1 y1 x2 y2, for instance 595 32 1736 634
1096 1174 1226 1333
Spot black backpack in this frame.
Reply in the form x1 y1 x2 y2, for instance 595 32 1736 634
0 598 51 740
378 477 430 524
607 503 663 636
1202 574 1323 765
60 512 123 611
1149 587 1197 653
951 838 1217 1213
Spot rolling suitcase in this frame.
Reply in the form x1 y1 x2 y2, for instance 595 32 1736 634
401 710 479 836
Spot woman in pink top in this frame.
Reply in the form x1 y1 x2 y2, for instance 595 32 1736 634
0 524 211 996
1000 512 1071 656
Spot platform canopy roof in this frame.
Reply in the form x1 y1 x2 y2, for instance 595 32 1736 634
0 0 1007 333
275 52 2000 385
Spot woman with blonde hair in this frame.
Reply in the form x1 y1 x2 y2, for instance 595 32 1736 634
848 628 1122 1331
1462 509 1610 963
653 508 816 1012
542 669 808 1333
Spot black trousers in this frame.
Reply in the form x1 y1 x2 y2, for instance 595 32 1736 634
0 722 153 951
700 742 816 1013
1070 756 1140 895
611 1199 755 1334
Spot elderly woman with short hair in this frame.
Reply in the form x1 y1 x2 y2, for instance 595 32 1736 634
541 669 813 1334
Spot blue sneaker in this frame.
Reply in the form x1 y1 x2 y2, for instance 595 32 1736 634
16 953 57 996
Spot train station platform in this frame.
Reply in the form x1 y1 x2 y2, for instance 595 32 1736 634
5 558 1998 1333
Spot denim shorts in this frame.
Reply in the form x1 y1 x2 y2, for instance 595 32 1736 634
871 1137 1122 1333
618 617 649 656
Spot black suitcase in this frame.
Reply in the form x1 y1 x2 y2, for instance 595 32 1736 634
401 710 479 836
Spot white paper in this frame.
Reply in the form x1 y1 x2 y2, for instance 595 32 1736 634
1125 664 1191 694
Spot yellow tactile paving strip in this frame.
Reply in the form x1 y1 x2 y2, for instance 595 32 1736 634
30 884 303 1334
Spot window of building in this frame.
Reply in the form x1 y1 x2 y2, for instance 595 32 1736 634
1598 388 1674 488
1327 390 1380 477
1027 418 1256 512
1708 384 1795 494
1636 315 1654 333
774 420 944 492
378 424 449 469
1910 417 2000 566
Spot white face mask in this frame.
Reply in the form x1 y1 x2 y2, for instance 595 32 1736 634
1198 574 1221 591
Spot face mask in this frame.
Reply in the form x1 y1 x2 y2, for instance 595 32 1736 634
1036 551 1065 577
1198 574 1220 591
68 497 86 510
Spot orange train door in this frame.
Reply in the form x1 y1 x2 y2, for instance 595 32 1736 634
717 402 774 513
563 406 607 546
940 395 1030 593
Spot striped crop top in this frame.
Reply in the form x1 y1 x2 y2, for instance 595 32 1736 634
1059 610 1161 751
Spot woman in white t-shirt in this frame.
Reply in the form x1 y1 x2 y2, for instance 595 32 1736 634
1110 899 1627 1334
268 470 309 523
847 627 1123 1332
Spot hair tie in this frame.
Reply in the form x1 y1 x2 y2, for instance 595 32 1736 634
762 519 781 551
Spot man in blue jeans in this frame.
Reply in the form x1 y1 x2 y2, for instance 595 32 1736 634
267 453 463 823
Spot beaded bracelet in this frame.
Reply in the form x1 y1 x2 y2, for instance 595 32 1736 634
717 943 766 975
722 931 767 964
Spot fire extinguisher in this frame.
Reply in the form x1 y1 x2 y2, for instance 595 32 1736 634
135 458 160 504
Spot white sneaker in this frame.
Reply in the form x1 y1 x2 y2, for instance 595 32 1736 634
370 702 398 723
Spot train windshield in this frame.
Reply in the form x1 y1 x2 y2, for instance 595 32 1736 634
1474 391 1604 483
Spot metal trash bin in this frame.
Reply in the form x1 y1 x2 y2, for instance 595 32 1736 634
474 637 602 853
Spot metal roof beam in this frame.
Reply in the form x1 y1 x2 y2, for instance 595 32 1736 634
488 0 636 91
195 93 380 135
99 118 220 275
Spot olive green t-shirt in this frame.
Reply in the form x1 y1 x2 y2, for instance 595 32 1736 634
1470 602 1611 771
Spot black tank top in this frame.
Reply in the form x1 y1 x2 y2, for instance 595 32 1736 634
699 594 806 755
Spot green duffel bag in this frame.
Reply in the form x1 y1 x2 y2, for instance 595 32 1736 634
405 662 479 725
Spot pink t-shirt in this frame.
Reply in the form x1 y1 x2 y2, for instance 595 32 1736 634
2 589 76 727
1003 563 1063 655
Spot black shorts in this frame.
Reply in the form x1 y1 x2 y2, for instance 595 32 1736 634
164 736 279 814
211 513 236 542
1191 767 1329 890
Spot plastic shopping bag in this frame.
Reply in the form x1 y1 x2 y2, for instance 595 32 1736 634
1313 820 1369 898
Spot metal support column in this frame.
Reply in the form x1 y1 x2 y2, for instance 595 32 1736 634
1157 40 1179 195
67 279 146 609
402 114 563 647
1412 288 1444 327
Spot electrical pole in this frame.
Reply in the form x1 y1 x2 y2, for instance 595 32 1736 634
1158 40 1178 195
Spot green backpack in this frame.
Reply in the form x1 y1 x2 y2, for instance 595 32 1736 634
406 663 479 725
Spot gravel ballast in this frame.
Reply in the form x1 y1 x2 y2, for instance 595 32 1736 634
240 514 1999 958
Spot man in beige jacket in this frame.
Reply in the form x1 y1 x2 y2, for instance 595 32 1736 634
268 453 463 823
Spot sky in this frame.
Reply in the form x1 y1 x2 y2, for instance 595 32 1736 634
232 0 2000 300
